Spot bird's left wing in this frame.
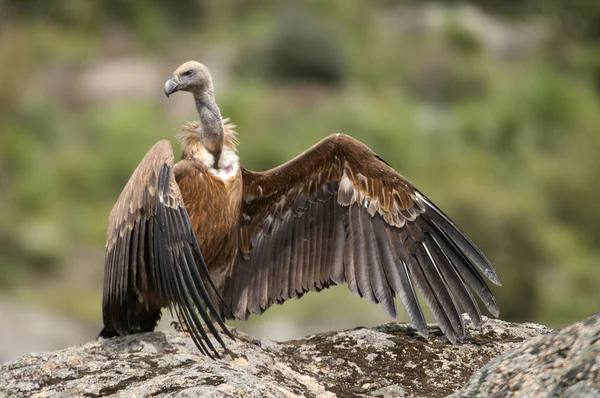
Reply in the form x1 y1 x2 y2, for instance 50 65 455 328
222 133 501 343
102 140 230 357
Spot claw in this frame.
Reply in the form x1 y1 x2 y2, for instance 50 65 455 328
171 321 190 333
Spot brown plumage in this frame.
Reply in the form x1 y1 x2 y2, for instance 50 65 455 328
101 61 502 356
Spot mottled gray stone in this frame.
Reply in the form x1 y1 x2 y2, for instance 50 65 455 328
451 313 600 398
0 315 552 397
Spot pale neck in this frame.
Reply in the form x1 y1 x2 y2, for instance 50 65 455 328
193 90 223 168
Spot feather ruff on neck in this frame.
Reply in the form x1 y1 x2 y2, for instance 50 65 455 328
177 118 239 180
177 117 238 158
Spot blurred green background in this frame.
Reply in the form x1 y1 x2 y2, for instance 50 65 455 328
1 0 600 362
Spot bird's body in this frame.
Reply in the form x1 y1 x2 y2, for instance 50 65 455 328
101 61 502 356
175 121 242 302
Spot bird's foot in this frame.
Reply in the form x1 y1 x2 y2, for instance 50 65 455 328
170 321 234 338
171 321 260 345
170 321 190 333
227 327 260 345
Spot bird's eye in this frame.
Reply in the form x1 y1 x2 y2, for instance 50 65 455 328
182 70 193 77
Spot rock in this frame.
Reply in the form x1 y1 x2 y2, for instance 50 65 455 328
0 315 550 398
451 313 600 398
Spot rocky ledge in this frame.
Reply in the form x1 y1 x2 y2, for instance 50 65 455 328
1 314 596 397
452 312 600 397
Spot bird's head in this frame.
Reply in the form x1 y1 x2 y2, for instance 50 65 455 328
164 61 213 98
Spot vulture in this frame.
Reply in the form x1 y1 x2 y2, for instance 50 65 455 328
100 61 501 357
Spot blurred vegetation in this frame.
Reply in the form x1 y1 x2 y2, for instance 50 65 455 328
1 0 600 333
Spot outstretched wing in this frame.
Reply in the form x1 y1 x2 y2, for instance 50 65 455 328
224 133 500 343
102 140 230 357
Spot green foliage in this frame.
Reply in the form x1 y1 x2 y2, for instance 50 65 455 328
266 9 345 85
1 0 600 330
444 19 482 55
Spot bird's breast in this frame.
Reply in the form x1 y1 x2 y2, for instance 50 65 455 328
175 160 242 288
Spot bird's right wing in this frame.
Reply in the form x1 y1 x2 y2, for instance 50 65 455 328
102 140 230 357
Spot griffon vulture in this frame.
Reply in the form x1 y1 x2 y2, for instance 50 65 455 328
100 61 501 357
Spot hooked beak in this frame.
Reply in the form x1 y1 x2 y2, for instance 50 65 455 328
164 76 180 97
